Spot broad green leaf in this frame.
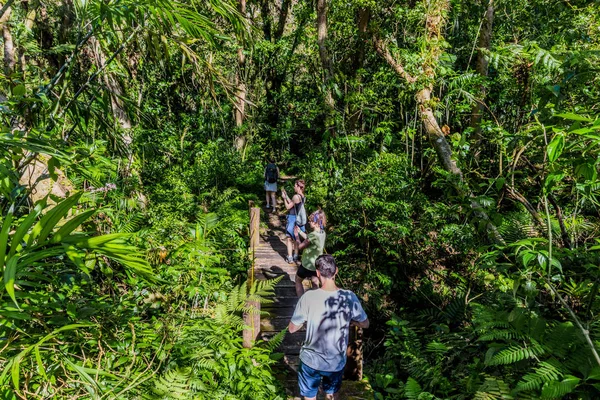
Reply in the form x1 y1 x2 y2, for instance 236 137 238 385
47 157 59 181
8 203 43 257
35 192 83 245
34 347 47 379
555 112 593 122
547 134 565 163
0 210 13 267
50 209 95 243
63 244 88 272
12 85 25 97
4 257 19 307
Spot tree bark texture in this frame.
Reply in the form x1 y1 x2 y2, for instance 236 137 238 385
234 0 247 150
265 1 299 127
274 0 291 40
316 0 334 111
89 37 132 132
352 7 370 73
470 0 494 137
1 5 15 78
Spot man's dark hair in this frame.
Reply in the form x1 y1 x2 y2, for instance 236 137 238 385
316 255 337 278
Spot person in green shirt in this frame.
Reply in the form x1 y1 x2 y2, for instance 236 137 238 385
294 209 327 297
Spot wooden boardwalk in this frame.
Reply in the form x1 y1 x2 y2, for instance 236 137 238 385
250 204 373 400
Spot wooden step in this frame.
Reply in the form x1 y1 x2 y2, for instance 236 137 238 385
263 304 296 315
274 285 299 297
254 274 295 286
270 296 299 307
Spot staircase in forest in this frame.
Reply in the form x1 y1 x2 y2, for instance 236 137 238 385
247 202 373 400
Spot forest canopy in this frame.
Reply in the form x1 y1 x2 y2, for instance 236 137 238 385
1 0 600 398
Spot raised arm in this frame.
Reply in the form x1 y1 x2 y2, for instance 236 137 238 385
350 318 370 329
282 192 300 210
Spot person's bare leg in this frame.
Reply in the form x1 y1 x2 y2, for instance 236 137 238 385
295 276 305 297
271 192 277 212
324 393 339 400
265 191 270 208
303 397 316 400
293 240 299 260
286 237 294 259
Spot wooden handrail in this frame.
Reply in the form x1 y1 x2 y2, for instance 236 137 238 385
244 201 261 348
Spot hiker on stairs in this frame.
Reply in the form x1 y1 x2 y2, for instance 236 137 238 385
264 159 280 213
294 209 327 297
281 179 306 264
288 255 369 400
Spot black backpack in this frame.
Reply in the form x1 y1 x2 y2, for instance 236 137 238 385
265 163 278 183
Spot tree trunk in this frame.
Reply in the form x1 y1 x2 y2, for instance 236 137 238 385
470 0 494 140
416 87 462 179
274 0 290 40
352 7 370 73
373 0 504 244
259 0 271 41
347 7 370 132
1 5 15 78
316 0 334 112
265 0 299 128
234 0 247 150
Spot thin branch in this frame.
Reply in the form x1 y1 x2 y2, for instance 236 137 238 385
372 36 417 84
0 0 16 21
56 25 142 121
546 278 600 367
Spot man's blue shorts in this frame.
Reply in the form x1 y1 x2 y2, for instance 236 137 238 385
298 362 344 398
286 214 305 240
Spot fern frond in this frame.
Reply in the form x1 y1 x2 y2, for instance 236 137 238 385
514 361 563 393
540 375 580 399
260 329 286 353
487 342 545 366
404 377 423 400
474 376 513 400
479 329 526 342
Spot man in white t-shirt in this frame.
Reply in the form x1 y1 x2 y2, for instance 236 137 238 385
288 255 369 400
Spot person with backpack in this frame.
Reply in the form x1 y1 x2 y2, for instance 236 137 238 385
294 209 327 297
264 159 280 213
281 179 306 264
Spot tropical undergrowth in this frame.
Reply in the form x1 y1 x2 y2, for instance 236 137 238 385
0 132 286 399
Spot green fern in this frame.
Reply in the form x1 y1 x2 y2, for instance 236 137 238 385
540 375 580 399
474 376 513 400
486 342 545 366
514 360 563 393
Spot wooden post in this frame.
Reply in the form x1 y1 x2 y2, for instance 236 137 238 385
344 326 363 380
244 201 261 348
243 300 260 348
249 202 260 251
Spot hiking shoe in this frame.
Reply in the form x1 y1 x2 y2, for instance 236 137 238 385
285 256 295 264
293 255 299 262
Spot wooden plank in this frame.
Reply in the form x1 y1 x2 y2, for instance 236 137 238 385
274 285 298 297
262 305 296 315
270 296 298 307
249 207 260 250
242 300 260 348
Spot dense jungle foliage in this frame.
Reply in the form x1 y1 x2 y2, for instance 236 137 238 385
1 0 600 398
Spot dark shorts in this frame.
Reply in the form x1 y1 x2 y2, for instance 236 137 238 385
297 264 317 279
298 362 344 398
